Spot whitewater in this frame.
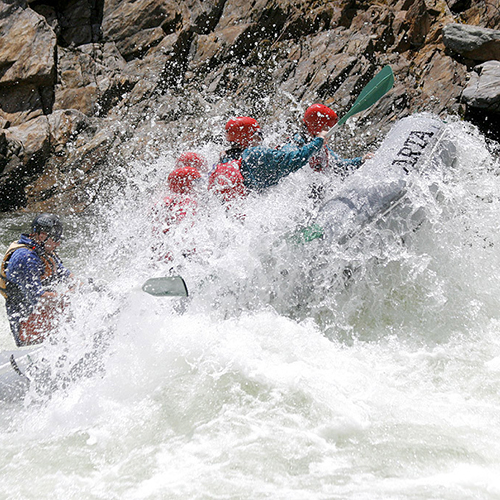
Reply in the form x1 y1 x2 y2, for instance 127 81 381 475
1 115 500 499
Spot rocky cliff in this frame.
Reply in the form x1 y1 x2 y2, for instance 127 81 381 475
1 0 499 213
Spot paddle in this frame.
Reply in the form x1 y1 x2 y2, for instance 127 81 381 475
325 65 394 139
142 276 189 297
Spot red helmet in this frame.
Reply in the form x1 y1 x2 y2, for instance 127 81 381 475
303 104 338 135
175 152 207 172
168 166 201 195
225 117 260 147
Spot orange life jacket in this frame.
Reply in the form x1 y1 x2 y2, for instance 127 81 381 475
18 297 67 346
152 194 198 235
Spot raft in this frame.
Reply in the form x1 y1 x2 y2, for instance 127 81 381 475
309 113 457 246
0 346 40 402
0 115 457 401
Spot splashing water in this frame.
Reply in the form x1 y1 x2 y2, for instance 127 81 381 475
1 116 500 499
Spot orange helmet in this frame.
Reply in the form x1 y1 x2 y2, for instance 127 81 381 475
175 152 207 172
225 117 260 147
168 166 201 195
303 104 338 135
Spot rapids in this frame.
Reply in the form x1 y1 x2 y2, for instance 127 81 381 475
1 116 500 499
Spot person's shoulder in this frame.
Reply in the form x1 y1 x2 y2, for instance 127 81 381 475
18 234 34 244
7 246 37 270
241 145 268 160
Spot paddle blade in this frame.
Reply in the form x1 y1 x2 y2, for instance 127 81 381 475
337 65 394 126
142 276 189 297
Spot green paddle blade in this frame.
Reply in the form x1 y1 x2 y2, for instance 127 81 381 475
142 276 189 297
337 65 394 126
286 223 324 245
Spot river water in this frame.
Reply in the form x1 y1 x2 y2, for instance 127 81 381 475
1 116 500 499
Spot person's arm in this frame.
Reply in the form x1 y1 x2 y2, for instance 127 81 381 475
242 136 325 190
52 252 72 280
325 147 367 178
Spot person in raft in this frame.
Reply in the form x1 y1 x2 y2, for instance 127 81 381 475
154 153 204 234
152 153 204 260
290 104 373 177
0 213 74 347
208 116 329 200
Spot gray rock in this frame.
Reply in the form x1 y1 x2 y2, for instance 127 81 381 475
462 60 500 112
1 0 499 212
443 23 500 61
0 4 57 127
0 5 56 86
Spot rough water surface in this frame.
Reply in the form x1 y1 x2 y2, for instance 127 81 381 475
1 117 500 499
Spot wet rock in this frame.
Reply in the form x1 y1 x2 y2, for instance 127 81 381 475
53 43 130 117
25 121 118 213
189 25 251 73
0 3 56 126
0 0 499 212
102 0 182 58
443 23 500 61
4 117 51 169
116 27 165 61
0 109 92 211
0 116 50 210
462 61 500 112
48 109 91 154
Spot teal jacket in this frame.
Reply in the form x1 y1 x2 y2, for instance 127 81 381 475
289 132 362 177
239 137 324 191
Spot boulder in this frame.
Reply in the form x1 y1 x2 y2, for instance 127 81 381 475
0 4 57 125
443 23 500 61
0 116 50 210
0 5 56 87
4 116 51 169
462 60 500 112
54 44 131 117
48 109 91 155
0 85 48 127
115 27 165 61
0 109 92 211
1 0 500 212
25 122 119 213
102 0 181 56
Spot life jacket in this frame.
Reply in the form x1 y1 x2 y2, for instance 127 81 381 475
151 194 199 262
0 241 60 300
1 240 65 346
153 195 198 235
208 158 247 202
18 297 67 346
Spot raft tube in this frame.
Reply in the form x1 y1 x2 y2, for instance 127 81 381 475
314 113 457 246
0 347 39 402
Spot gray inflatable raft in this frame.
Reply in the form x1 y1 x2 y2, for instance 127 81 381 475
309 113 457 247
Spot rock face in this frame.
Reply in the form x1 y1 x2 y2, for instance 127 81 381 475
443 23 500 61
462 60 500 115
0 0 499 213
